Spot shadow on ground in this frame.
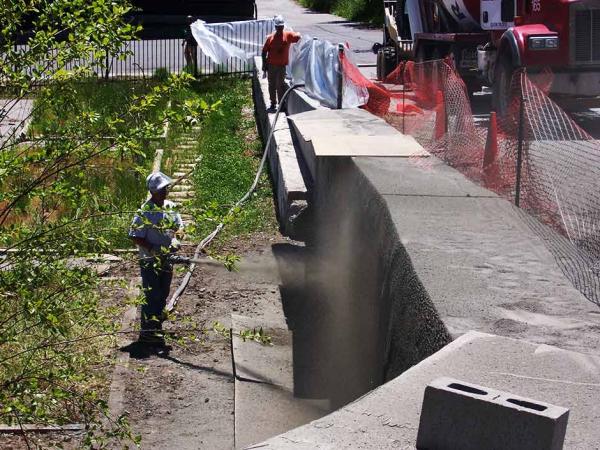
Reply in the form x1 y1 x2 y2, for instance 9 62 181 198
272 243 332 402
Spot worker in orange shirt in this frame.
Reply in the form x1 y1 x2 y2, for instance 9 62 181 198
261 15 301 112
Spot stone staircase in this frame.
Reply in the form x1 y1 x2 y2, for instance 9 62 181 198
168 129 202 224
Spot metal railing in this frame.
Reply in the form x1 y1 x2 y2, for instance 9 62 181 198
9 20 273 82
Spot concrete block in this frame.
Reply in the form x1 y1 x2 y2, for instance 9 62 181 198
417 377 569 450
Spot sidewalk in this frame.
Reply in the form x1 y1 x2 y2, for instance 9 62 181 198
0 98 34 146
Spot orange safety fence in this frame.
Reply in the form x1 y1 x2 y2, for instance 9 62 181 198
341 53 600 306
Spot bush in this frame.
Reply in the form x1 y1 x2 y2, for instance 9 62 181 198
298 0 384 25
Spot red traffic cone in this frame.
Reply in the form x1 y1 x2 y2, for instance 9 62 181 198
434 90 446 140
483 111 500 187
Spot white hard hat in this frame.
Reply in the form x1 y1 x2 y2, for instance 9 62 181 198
146 171 173 193
274 15 285 27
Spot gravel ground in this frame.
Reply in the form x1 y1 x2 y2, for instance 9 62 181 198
113 231 293 449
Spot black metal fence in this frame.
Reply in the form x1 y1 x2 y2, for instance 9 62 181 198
11 20 273 82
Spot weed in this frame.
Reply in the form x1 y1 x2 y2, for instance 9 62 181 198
297 0 384 25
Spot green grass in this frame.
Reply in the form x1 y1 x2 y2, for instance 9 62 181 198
30 80 165 137
297 0 384 25
17 80 169 249
167 77 277 247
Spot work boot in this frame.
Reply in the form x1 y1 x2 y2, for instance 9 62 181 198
138 318 164 345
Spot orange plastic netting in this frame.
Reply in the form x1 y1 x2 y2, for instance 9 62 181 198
341 54 600 306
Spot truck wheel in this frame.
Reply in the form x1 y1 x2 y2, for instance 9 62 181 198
492 55 515 116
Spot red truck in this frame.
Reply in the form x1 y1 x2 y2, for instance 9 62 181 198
379 0 600 112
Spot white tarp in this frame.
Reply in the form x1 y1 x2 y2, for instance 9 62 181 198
191 18 275 64
191 19 368 108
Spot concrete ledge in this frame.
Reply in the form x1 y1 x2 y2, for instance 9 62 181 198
253 58 309 238
288 108 425 181
258 332 600 448
232 315 328 449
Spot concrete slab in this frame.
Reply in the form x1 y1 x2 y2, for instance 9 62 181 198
311 135 427 158
289 108 402 140
232 314 329 449
232 314 291 386
288 109 427 179
236 381 329 449
258 332 600 449
380 193 600 354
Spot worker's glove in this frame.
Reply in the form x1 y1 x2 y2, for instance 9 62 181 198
169 237 181 252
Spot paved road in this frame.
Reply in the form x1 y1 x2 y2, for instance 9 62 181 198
256 0 381 66
470 89 600 139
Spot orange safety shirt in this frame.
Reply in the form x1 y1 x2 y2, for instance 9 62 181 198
262 31 301 66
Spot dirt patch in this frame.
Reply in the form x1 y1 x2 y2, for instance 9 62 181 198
113 230 290 449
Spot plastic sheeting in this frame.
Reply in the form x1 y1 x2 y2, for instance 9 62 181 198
191 19 368 108
191 18 275 64
288 35 368 109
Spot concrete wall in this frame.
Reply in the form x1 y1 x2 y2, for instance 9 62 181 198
306 156 451 407
260 331 600 448
252 65 600 411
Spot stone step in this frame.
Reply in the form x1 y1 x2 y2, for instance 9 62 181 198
171 185 190 192
232 314 329 449
170 192 195 199
174 179 192 185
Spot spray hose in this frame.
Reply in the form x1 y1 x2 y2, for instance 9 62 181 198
165 83 306 311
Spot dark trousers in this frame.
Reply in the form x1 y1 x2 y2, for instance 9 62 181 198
140 263 173 330
268 64 286 106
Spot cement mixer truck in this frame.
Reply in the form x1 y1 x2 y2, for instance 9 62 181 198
378 0 600 113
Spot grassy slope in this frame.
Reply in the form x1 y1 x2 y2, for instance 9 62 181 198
167 77 277 248
2 76 275 426
24 80 165 249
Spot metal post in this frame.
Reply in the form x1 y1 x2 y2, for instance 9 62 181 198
193 43 198 78
337 43 344 109
401 65 406 135
104 48 110 80
515 94 526 207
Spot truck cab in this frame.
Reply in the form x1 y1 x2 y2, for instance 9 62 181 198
383 0 600 112
481 0 600 111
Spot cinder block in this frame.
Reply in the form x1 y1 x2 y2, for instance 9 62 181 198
416 377 569 450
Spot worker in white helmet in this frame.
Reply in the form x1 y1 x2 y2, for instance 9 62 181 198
261 15 301 111
129 171 184 344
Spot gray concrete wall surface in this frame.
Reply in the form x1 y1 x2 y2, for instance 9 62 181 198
288 110 600 409
252 56 600 444
256 331 600 448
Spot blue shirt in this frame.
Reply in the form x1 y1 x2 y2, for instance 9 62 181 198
129 199 183 259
